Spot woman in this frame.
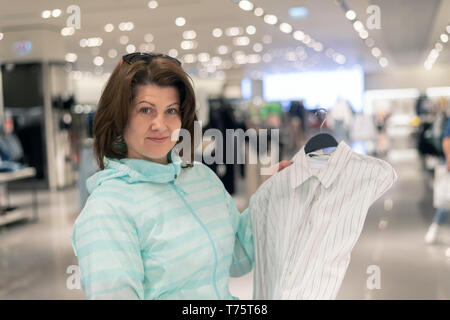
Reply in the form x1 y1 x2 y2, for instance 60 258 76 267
72 52 292 299
425 117 450 244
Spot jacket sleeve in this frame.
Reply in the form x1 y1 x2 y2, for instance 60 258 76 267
72 197 145 299
223 190 255 277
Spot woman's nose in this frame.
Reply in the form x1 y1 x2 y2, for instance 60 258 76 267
150 113 167 131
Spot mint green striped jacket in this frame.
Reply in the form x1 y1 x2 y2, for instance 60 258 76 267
72 155 254 299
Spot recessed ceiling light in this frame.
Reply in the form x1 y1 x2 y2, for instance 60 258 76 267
108 49 118 58
183 30 197 40
293 30 305 41
183 54 197 64
353 21 364 32
144 33 154 42
335 54 346 64
248 54 261 64
175 17 186 27
371 47 381 57
225 27 243 37
211 56 222 66
254 7 264 16
140 43 155 52
52 9 62 18
41 10 51 19
168 49 178 58
313 42 323 52
440 33 448 43
279 23 293 34
359 30 369 39
93 56 104 66
217 45 229 55
379 57 388 68
198 52 211 62
253 43 263 52
212 28 223 38
119 22 134 31
148 0 158 9
239 0 254 11
246 25 256 35
61 27 75 36
65 53 77 63
180 40 197 50
126 44 136 53
104 24 114 32
233 36 250 46
264 14 278 25
345 10 356 20
0 33 3 40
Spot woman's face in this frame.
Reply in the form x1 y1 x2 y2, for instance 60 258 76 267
124 84 182 164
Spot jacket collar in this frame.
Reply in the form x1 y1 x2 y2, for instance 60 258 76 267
290 140 353 189
104 152 183 184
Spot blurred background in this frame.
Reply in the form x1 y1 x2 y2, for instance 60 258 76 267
0 0 449 299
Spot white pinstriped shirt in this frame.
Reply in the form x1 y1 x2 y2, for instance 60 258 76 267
249 141 397 299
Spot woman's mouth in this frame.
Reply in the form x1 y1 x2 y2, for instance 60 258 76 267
147 137 169 143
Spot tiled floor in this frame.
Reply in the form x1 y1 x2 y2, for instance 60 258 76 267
0 148 449 300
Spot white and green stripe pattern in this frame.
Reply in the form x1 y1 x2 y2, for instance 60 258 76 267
72 156 254 300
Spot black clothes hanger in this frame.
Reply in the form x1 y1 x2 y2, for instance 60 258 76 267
304 108 338 154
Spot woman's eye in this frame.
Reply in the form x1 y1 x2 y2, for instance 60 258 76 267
140 107 152 114
167 108 178 114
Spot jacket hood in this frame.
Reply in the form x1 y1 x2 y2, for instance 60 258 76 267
86 153 183 194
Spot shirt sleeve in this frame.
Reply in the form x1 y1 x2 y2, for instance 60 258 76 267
223 190 255 277
72 197 145 299
371 159 398 205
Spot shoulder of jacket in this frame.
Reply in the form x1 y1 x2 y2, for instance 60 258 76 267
88 178 136 205
191 161 220 181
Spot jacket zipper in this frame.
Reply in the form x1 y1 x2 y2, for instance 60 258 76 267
169 180 221 300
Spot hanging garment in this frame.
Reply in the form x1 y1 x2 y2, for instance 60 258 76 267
248 140 397 299
72 152 254 300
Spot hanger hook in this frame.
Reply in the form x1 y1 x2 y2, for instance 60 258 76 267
314 108 328 132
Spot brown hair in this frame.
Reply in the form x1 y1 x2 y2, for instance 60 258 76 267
93 55 198 170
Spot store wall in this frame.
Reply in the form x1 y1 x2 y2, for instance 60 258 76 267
365 64 450 91
0 26 65 63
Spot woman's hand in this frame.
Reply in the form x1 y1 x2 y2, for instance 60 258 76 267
263 160 294 180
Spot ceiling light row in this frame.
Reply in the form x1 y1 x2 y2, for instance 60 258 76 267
234 0 346 65
148 1 158 9
79 37 103 48
338 1 388 68
211 26 257 38
424 25 449 70
41 9 62 19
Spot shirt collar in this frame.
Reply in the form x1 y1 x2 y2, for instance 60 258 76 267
290 140 353 189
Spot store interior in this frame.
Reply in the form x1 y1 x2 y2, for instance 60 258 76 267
0 0 449 299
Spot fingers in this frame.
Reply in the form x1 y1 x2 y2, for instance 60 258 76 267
278 160 294 172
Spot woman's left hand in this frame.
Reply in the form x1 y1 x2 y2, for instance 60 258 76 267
264 160 294 180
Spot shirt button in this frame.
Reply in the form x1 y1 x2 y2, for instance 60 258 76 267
313 195 319 202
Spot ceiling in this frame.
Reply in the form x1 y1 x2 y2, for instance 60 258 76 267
0 0 449 77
